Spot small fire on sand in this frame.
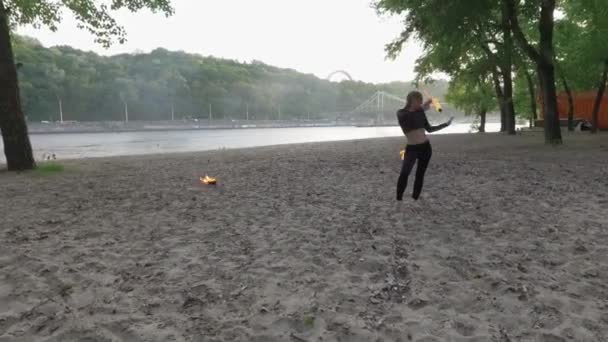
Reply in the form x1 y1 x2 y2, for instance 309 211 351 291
200 175 217 185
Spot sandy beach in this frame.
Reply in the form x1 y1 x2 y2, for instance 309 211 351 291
1 132 607 342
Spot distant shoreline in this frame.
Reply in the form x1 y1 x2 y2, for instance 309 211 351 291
27 121 356 135
28 123 351 135
27 118 501 135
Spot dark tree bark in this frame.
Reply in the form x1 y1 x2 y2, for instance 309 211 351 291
536 63 560 142
559 72 575 131
591 60 608 134
479 43 511 133
476 22 515 134
0 0 36 170
502 71 516 134
479 109 487 133
506 0 562 144
491 69 507 132
522 67 537 128
501 2 516 135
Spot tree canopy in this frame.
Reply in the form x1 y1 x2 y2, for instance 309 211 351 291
377 0 608 143
376 0 519 134
4 0 173 46
447 74 497 117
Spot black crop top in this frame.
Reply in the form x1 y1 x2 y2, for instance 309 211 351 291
397 108 448 134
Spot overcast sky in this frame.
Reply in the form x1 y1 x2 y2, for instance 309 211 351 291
18 0 423 84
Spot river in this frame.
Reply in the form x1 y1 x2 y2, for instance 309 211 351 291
1 123 501 162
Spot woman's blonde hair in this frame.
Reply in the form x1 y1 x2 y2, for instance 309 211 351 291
405 91 423 111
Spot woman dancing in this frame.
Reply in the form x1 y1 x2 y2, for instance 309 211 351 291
396 91 453 201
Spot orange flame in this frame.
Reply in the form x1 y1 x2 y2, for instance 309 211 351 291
423 90 443 112
431 97 443 112
200 175 217 185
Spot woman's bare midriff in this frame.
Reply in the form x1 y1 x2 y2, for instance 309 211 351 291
405 128 429 145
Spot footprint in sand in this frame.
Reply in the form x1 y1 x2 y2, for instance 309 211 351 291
101 323 144 342
453 320 476 337
249 335 283 342
43 329 114 342
415 336 440 342
530 303 564 330
538 333 566 342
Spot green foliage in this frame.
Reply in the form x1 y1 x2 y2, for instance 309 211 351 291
12 36 448 121
375 0 495 63
558 0 608 90
5 0 173 47
375 0 508 122
508 0 608 131
376 0 608 136
446 75 496 117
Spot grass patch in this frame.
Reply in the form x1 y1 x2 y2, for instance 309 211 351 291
34 162 66 176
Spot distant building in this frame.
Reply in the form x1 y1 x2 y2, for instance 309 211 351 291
538 91 608 129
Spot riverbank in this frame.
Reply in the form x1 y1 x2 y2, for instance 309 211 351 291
1 132 607 341
3 125 496 164
26 116 500 135
27 120 344 135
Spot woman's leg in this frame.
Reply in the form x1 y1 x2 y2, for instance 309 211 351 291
412 144 432 200
397 149 417 200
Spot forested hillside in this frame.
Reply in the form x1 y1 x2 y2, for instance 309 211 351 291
13 36 448 122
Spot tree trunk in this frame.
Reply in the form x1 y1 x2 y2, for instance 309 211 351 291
523 67 537 127
559 73 574 131
591 60 608 134
499 104 506 132
0 0 36 170
506 0 562 144
537 62 562 144
502 71 516 135
501 2 516 135
479 109 487 133
491 69 507 132
537 0 562 144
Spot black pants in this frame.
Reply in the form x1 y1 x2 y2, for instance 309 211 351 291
397 141 432 200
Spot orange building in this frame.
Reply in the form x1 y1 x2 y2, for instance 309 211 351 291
541 91 608 129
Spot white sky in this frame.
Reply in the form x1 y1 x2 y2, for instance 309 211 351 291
17 0 422 84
